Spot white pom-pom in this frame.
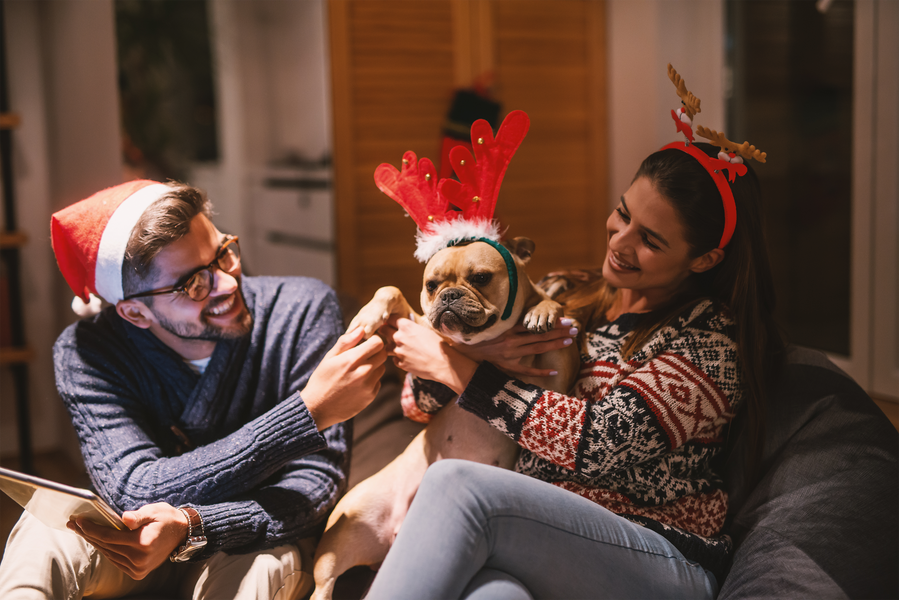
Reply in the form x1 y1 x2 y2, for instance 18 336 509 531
72 293 103 318
677 107 692 126
716 151 744 165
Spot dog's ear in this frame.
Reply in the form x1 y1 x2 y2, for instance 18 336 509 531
506 237 536 263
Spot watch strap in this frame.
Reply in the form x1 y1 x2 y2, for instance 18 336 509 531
178 506 204 538
169 506 207 562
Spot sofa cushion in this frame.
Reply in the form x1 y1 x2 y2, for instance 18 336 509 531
720 347 898 599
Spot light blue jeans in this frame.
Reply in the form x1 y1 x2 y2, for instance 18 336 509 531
366 460 718 600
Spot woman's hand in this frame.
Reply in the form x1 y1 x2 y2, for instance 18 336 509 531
379 316 578 391
454 318 578 377
379 316 477 395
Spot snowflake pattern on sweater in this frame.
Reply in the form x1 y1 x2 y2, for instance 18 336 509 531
404 298 742 577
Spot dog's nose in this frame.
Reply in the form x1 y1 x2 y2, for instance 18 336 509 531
439 288 463 305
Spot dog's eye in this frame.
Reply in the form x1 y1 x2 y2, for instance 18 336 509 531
426 280 438 293
469 273 492 286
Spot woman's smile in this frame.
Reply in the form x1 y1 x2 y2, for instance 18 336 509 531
608 252 640 272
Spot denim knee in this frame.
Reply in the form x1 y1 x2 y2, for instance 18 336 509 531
421 459 493 496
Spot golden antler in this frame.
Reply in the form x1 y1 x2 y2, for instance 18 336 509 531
696 126 767 163
667 63 701 119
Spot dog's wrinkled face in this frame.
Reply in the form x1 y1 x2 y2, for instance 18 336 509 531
420 240 524 345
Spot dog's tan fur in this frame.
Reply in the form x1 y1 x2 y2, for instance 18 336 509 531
310 238 578 600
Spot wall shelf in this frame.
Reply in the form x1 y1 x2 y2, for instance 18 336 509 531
0 346 34 365
0 231 27 248
0 111 20 129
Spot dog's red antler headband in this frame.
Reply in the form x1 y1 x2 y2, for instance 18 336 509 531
373 110 530 262
439 110 530 222
665 63 766 249
374 152 451 232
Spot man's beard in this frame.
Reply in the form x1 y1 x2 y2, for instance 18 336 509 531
156 289 253 342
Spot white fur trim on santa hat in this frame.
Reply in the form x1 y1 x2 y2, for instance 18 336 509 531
413 218 501 263
95 183 172 304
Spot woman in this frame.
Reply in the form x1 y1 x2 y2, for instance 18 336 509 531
369 142 782 599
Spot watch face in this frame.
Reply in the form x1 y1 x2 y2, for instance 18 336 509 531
171 536 207 562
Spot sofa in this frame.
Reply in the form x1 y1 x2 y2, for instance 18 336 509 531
339 345 898 599
719 346 898 598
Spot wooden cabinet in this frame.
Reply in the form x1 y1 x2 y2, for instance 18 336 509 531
329 0 608 304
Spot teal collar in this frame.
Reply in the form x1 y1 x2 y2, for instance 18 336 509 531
446 237 518 320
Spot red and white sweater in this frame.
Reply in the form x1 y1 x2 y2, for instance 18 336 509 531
402 298 742 578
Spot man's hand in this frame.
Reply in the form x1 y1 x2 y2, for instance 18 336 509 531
67 502 188 580
302 327 388 430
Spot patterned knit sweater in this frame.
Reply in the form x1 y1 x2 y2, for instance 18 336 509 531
402 298 741 579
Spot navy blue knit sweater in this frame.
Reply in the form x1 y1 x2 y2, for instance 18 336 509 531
52 276 349 558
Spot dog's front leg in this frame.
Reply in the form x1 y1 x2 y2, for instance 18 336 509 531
311 433 431 600
348 286 419 338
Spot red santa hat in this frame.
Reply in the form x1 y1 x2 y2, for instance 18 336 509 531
51 180 174 308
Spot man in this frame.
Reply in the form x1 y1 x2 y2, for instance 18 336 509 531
0 180 386 599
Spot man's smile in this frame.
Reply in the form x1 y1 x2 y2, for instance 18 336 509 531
204 293 239 318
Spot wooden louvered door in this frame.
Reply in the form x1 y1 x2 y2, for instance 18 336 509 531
330 0 608 305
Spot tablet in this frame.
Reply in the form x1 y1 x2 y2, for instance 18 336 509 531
0 466 126 532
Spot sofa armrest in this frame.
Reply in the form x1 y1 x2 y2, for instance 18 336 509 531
720 347 898 599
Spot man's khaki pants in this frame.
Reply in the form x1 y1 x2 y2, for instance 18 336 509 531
0 511 313 600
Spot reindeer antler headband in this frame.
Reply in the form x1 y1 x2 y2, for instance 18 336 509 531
666 63 767 249
373 110 530 320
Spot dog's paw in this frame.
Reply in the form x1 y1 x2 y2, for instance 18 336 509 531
348 286 410 338
348 302 392 339
522 300 563 333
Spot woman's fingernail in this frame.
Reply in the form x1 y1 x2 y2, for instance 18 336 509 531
563 338 573 346
549 370 559 376
569 327 578 336
560 318 574 326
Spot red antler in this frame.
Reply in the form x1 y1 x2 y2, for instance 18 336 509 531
373 151 453 233
439 110 530 221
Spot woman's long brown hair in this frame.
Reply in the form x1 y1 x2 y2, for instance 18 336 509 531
558 143 783 484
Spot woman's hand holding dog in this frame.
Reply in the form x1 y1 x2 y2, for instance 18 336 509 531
456 318 578 377
381 316 577 394
381 317 477 395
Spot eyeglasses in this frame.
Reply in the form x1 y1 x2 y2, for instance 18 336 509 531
124 236 241 302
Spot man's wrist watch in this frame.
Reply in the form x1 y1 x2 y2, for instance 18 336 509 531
169 506 207 563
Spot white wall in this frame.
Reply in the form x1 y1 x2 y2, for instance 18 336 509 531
3 0 123 461
606 0 725 209
196 0 332 238
2 0 57 457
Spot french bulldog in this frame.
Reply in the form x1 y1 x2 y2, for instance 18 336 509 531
310 236 579 600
